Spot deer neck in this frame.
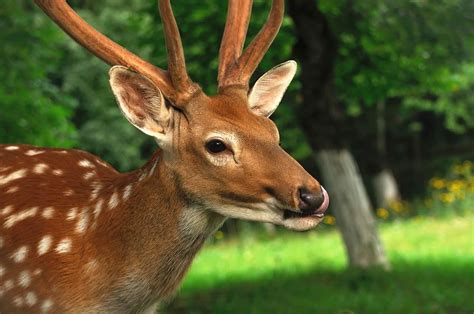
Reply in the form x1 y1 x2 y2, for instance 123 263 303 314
86 150 225 309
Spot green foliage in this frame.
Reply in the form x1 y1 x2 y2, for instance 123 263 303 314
57 0 157 170
403 63 474 133
20 0 302 171
319 0 474 134
166 214 473 313
422 160 474 214
0 2 77 147
1 0 471 181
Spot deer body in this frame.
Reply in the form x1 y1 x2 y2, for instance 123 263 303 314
0 144 224 312
1 0 330 312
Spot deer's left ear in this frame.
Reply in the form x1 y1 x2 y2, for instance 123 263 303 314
248 60 297 117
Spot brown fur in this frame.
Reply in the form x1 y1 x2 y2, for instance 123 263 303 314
2 2 325 311
0 81 325 313
0 145 224 312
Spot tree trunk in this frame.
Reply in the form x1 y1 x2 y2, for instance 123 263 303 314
316 149 390 269
372 168 400 209
373 100 401 209
288 0 390 269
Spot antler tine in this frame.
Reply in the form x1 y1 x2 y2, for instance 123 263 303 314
34 0 178 102
218 0 253 84
219 0 285 91
158 0 200 104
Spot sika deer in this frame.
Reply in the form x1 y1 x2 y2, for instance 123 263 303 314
0 0 329 312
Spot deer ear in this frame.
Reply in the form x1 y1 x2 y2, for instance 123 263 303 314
109 66 171 142
248 60 297 117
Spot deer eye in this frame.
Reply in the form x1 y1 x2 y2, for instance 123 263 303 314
205 139 227 154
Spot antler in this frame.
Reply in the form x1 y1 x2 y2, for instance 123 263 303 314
34 0 200 106
158 0 200 102
218 0 285 91
218 0 253 84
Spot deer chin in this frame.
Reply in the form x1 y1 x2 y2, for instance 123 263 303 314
280 214 325 231
208 189 329 232
211 204 324 231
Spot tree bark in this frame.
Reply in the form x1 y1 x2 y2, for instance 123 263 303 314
373 168 401 209
288 0 390 269
316 150 390 269
373 100 401 208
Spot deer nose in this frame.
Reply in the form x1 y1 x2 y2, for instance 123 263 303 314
298 186 325 212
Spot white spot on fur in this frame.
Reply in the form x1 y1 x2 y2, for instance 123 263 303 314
33 268 42 276
5 146 19 151
139 171 147 182
11 246 28 263
0 169 27 186
4 207 38 228
0 166 12 173
84 259 98 273
52 169 64 176
25 149 45 156
0 205 13 216
13 296 24 307
78 159 95 168
64 189 74 196
149 160 158 177
123 184 133 201
83 171 95 180
42 207 55 219
55 238 72 254
76 209 89 234
41 299 54 312
93 199 104 219
18 270 31 287
90 183 102 200
108 192 119 209
33 163 49 174
6 186 19 193
96 159 109 168
4 279 14 290
66 208 78 220
38 235 53 256
25 291 37 306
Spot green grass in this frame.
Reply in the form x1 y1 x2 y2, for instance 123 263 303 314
164 214 474 314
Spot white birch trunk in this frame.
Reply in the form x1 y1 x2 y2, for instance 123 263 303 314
315 149 390 269
372 169 400 209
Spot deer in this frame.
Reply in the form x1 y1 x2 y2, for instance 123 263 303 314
0 0 329 312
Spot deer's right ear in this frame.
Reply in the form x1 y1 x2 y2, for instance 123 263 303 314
109 66 171 142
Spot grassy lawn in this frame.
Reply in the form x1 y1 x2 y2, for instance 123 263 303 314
164 213 474 313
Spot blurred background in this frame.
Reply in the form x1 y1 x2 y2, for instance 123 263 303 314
1 0 473 313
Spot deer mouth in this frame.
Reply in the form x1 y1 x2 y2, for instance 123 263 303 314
282 188 330 220
283 209 324 219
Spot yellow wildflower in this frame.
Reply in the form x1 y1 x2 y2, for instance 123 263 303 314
376 208 390 219
430 178 445 189
324 215 336 225
389 200 404 213
448 180 464 193
440 193 455 203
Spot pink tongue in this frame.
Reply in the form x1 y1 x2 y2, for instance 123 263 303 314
316 186 330 214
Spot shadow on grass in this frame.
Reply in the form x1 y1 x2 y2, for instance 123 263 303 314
164 259 473 314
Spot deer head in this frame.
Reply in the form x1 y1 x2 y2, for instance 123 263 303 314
35 0 329 231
